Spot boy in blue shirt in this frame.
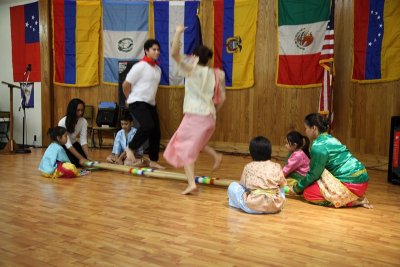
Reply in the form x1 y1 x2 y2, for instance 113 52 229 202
106 111 148 166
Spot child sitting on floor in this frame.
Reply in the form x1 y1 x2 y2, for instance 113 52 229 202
283 131 310 187
227 136 286 214
39 126 80 178
106 111 148 167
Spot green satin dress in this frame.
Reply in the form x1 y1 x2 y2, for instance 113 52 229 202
293 133 369 194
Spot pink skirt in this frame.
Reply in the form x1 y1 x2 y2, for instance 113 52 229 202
163 114 216 168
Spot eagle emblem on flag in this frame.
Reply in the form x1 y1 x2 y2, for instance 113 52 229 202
294 28 314 50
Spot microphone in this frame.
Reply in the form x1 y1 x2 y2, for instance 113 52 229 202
24 64 31 75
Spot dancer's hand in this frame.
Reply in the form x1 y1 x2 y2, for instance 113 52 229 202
175 25 187 33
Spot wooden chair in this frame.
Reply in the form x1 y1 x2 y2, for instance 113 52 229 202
92 125 118 148
83 105 95 148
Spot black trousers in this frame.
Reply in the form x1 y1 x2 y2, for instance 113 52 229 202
62 142 87 167
128 101 161 162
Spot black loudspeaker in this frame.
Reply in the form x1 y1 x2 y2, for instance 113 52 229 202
96 102 119 127
388 116 400 185
118 60 140 108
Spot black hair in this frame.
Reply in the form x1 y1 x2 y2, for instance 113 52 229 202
47 126 67 143
192 45 213 65
120 110 133 122
304 113 330 133
144 39 160 54
249 136 272 161
286 131 310 158
65 98 85 133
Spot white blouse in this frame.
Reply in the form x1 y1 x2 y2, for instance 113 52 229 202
58 116 88 149
178 56 218 117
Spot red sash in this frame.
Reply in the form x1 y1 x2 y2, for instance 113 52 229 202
141 56 157 67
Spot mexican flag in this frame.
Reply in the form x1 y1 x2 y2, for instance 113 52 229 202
277 0 331 88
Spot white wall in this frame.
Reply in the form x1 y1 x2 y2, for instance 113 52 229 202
0 0 42 147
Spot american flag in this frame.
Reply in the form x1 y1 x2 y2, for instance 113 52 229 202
319 0 335 123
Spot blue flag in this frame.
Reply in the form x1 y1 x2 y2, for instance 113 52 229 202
103 1 149 84
154 0 202 87
20 82 34 109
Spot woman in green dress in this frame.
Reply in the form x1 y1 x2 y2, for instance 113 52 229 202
289 113 372 208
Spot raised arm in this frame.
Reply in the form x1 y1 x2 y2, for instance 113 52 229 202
171 25 186 63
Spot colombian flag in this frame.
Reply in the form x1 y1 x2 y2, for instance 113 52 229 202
10 2 41 82
213 0 258 89
352 0 400 83
52 0 101 87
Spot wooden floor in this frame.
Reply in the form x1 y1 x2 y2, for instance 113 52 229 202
0 148 399 266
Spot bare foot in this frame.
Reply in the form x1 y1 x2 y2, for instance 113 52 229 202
181 184 197 195
149 161 166 170
362 202 374 209
354 196 373 209
212 153 223 171
141 157 150 167
124 158 144 167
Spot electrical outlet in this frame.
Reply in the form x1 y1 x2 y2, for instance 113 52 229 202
33 135 37 148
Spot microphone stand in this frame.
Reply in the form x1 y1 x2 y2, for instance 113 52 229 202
15 69 31 154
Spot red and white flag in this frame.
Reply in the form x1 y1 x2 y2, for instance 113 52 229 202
319 1 334 122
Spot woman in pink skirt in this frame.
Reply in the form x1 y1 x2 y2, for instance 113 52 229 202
164 25 226 195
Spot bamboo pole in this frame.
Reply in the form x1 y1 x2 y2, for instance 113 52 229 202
84 161 234 187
